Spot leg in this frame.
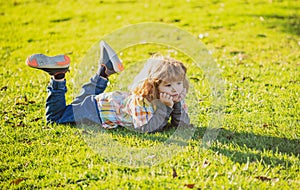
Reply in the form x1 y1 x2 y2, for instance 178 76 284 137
27 40 124 125
46 78 75 124
72 40 124 104
26 54 73 123
71 74 108 104
46 78 104 124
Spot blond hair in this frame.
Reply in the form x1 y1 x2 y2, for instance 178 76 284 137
133 54 189 102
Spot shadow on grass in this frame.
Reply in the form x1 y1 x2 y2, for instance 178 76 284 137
248 13 300 36
77 123 177 143
77 123 299 167
206 127 299 166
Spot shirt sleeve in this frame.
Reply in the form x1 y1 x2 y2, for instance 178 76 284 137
127 97 173 133
170 100 190 127
136 100 173 133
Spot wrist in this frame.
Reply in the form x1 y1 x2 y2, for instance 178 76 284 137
156 99 174 110
173 101 181 108
165 102 174 108
162 100 173 108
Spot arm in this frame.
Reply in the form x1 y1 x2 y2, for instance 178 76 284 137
134 100 173 133
170 101 190 126
170 88 190 126
135 91 189 132
135 100 190 133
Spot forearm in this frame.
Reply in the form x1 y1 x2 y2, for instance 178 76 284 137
171 101 190 126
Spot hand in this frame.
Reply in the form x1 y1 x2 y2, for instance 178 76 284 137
160 92 174 107
175 88 187 102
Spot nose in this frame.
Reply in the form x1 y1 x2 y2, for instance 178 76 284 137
171 85 179 93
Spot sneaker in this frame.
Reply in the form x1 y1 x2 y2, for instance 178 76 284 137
26 54 70 75
98 40 124 76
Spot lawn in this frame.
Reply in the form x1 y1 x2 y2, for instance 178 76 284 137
0 0 299 189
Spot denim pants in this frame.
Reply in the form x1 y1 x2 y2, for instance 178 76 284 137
46 74 108 124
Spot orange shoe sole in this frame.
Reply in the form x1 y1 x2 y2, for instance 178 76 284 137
26 55 70 68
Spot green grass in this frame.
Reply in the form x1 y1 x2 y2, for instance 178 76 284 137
1 0 299 189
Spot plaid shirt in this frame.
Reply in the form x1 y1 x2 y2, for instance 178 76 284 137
95 91 155 129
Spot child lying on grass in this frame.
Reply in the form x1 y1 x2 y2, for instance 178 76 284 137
26 41 190 133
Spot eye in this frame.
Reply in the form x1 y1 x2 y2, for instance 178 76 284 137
165 84 172 87
177 82 182 85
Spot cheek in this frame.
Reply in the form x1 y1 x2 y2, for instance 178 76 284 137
175 85 184 92
158 86 167 93
180 85 184 91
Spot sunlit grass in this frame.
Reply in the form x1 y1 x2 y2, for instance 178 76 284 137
0 0 299 189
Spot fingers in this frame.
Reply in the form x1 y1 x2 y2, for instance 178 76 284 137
160 92 173 101
175 88 186 102
160 92 174 107
179 88 186 100
181 88 186 96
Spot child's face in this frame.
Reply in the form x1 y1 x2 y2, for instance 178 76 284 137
158 80 184 102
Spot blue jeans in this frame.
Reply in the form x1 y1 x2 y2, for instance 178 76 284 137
46 74 108 125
